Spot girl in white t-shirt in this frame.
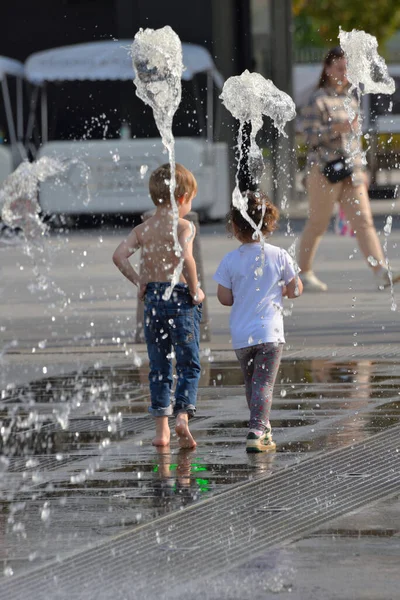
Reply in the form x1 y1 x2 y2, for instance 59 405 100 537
214 191 303 453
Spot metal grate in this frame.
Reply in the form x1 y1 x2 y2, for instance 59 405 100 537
1 424 399 600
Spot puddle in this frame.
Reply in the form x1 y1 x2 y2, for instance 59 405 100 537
2 359 400 459
1 358 400 577
3 358 399 408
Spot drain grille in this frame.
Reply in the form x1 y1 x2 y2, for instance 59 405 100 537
1 424 399 600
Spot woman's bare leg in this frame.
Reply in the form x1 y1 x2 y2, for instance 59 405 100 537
298 164 343 272
339 180 385 271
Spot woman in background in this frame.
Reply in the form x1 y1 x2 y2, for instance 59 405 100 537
298 46 399 292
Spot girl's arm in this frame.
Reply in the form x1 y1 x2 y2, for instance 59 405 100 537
283 276 303 299
112 228 141 288
217 284 233 306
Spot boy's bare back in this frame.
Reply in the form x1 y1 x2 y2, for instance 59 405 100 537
135 213 194 285
113 162 204 305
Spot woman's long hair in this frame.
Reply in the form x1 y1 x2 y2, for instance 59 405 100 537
318 46 345 88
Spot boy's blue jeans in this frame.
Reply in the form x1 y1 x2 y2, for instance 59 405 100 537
144 283 202 418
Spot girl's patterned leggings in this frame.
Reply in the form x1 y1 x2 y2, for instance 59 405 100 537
235 342 283 432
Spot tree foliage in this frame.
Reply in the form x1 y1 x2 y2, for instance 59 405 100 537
293 0 400 46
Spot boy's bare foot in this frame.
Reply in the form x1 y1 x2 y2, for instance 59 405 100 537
152 434 170 447
152 436 170 446
152 416 170 447
175 413 197 449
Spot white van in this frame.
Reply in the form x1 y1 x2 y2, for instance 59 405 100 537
25 40 230 220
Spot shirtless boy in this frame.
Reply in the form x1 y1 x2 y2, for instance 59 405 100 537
113 163 205 448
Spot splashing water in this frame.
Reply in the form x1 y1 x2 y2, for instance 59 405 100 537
0 158 78 482
220 70 296 274
131 26 184 299
131 26 182 153
0 161 144 505
339 28 395 97
220 70 296 135
339 29 397 308
220 70 296 188
339 28 395 165
0 157 71 301
0 156 94 384
0 157 85 307
1 156 90 244
383 213 397 312
1 158 67 241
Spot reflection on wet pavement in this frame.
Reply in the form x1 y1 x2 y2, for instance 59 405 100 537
1 358 400 575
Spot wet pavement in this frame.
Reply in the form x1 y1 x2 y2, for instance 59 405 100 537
1 226 400 597
2 224 400 359
1 357 400 597
176 494 400 600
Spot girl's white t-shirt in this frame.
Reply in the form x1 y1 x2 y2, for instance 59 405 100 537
213 242 297 350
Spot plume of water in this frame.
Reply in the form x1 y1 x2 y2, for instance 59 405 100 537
131 26 183 292
339 29 397 308
220 71 296 133
220 70 296 189
339 28 395 97
132 26 182 153
220 71 296 275
339 28 395 164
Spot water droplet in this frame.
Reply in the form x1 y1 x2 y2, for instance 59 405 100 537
384 216 393 236
40 502 50 522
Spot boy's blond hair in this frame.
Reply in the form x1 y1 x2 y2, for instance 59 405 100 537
149 163 198 206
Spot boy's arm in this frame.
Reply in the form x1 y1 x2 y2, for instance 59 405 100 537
179 222 205 304
112 228 142 289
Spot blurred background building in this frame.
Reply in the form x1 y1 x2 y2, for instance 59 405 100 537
0 0 295 214
0 0 399 214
